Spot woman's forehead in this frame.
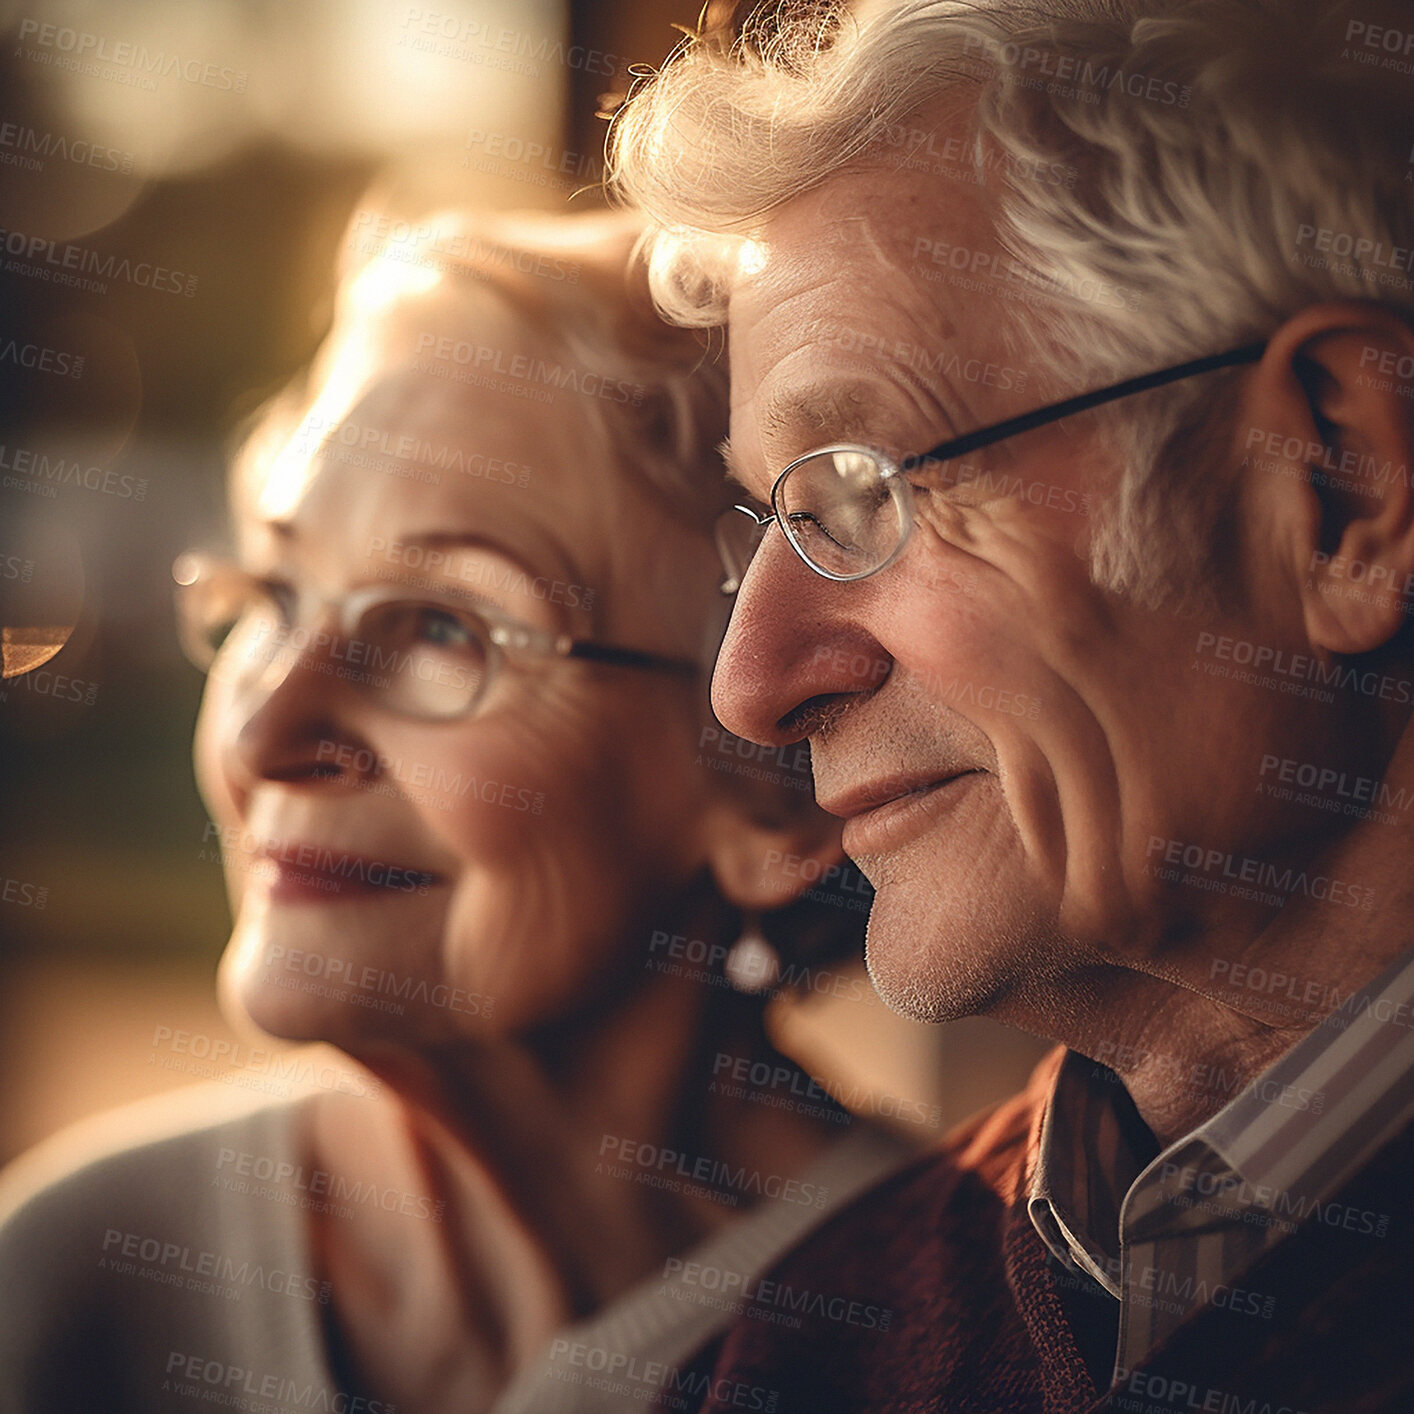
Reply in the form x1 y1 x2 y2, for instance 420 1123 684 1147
242 343 606 507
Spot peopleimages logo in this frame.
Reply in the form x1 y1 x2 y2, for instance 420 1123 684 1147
1294 223 1414 275
1257 752 1411 822
547 1339 780 1412
1159 1161 1391 1240
100 1228 330 1304
147 1025 382 1099
0 224 198 296
0 443 148 500
1145 834 1376 912
1243 425 1411 488
663 1256 894 1331
911 234 1140 311
597 1133 828 1210
214 1147 446 1223
0 336 83 378
959 33 1191 106
397 9 623 79
348 210 583 285
413 333 644 405
14 18 249 91
1193 630 1413 706
0 120 134 174
164 1352 392 1414
1113 1368 1307 1414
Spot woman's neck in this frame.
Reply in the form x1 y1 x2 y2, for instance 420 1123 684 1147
302 920 848 1413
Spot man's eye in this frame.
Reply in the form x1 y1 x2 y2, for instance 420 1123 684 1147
787 509 856 552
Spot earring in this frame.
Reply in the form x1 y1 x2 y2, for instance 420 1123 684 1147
724 912 781 994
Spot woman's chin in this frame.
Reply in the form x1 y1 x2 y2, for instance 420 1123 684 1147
215 921 361 1047
215 915 481 1055
216 947 326 1044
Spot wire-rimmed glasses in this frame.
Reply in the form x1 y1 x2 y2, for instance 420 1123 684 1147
714 343 1267 592
173 552 697 721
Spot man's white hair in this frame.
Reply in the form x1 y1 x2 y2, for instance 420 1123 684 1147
610 0 1414 605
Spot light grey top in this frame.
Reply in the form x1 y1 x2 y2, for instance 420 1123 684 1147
0 1083 913 1414
490 1123 912 1414
0 1084 340 1414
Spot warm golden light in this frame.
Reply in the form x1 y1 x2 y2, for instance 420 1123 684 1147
0 626 75 679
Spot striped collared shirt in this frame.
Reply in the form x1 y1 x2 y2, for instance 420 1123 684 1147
1027 944 1414 1383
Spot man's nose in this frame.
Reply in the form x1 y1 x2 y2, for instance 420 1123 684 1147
710 529 892 747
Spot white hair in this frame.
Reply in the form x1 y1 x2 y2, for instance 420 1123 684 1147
609 0 1414 605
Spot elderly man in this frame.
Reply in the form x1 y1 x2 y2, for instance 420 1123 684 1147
611 0 1414 1409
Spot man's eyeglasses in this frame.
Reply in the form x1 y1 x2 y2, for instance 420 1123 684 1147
714 342 1267 592
173 553 697 721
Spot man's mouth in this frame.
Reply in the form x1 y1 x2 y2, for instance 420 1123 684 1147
820 771 985 857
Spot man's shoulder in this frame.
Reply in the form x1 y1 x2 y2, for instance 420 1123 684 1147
663 1060 1064 1414
764 1049 1057 1280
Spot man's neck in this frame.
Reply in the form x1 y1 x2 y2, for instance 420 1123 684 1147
1014 724 1414 1146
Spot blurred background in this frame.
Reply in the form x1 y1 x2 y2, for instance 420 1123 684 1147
0 0 1046 1164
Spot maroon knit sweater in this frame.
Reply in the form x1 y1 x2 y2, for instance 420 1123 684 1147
669 1049 1414 1414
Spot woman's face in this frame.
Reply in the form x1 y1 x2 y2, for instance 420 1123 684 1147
196 289 726 1050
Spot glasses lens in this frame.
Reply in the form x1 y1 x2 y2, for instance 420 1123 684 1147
775 448 910 579
354 601 492 719
714 506 770 595
174 557 292 681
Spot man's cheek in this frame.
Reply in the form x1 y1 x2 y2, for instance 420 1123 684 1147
892 595 1049 724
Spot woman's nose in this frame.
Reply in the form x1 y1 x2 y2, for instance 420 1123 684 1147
218 621 376 789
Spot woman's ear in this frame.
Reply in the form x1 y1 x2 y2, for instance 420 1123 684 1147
1236 301 1414 655
702 797 847 912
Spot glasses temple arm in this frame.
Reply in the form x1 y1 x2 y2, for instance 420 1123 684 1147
564 641 699 675
901 341 1268 470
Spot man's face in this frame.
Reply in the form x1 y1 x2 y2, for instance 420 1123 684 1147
713 152 1368 1023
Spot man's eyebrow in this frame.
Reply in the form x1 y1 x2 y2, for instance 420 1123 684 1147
757 379 903 455
717 438 756 497
718 383 895 497
723 376 961 491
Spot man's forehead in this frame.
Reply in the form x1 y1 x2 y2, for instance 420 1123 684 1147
740 99 995 282
723 156 1007 484
750 176 956 293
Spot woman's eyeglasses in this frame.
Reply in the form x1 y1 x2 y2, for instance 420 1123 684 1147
173 553 697 721
714 343 1267 592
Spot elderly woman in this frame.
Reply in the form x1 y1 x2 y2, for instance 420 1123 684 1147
0 211 909 1414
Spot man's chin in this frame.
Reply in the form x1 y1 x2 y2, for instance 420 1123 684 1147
858 872 1055 1024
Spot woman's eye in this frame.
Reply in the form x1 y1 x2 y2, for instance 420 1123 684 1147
414 607 473 647
252 578 297 626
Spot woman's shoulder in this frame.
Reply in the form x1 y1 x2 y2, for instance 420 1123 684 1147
0 1080 306 1236
0 1082 329 1414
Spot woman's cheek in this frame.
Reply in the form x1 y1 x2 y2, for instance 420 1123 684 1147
435 838 627 1033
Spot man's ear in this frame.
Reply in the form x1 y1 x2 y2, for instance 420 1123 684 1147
1236 301 1414 655
702 797 847 912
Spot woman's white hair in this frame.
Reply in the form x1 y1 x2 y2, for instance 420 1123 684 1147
609 0 1414 605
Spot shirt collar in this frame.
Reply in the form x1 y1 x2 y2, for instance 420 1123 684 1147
1182 941 1414 1214
1027 942 1414 1294
1027 1050 1157 1296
